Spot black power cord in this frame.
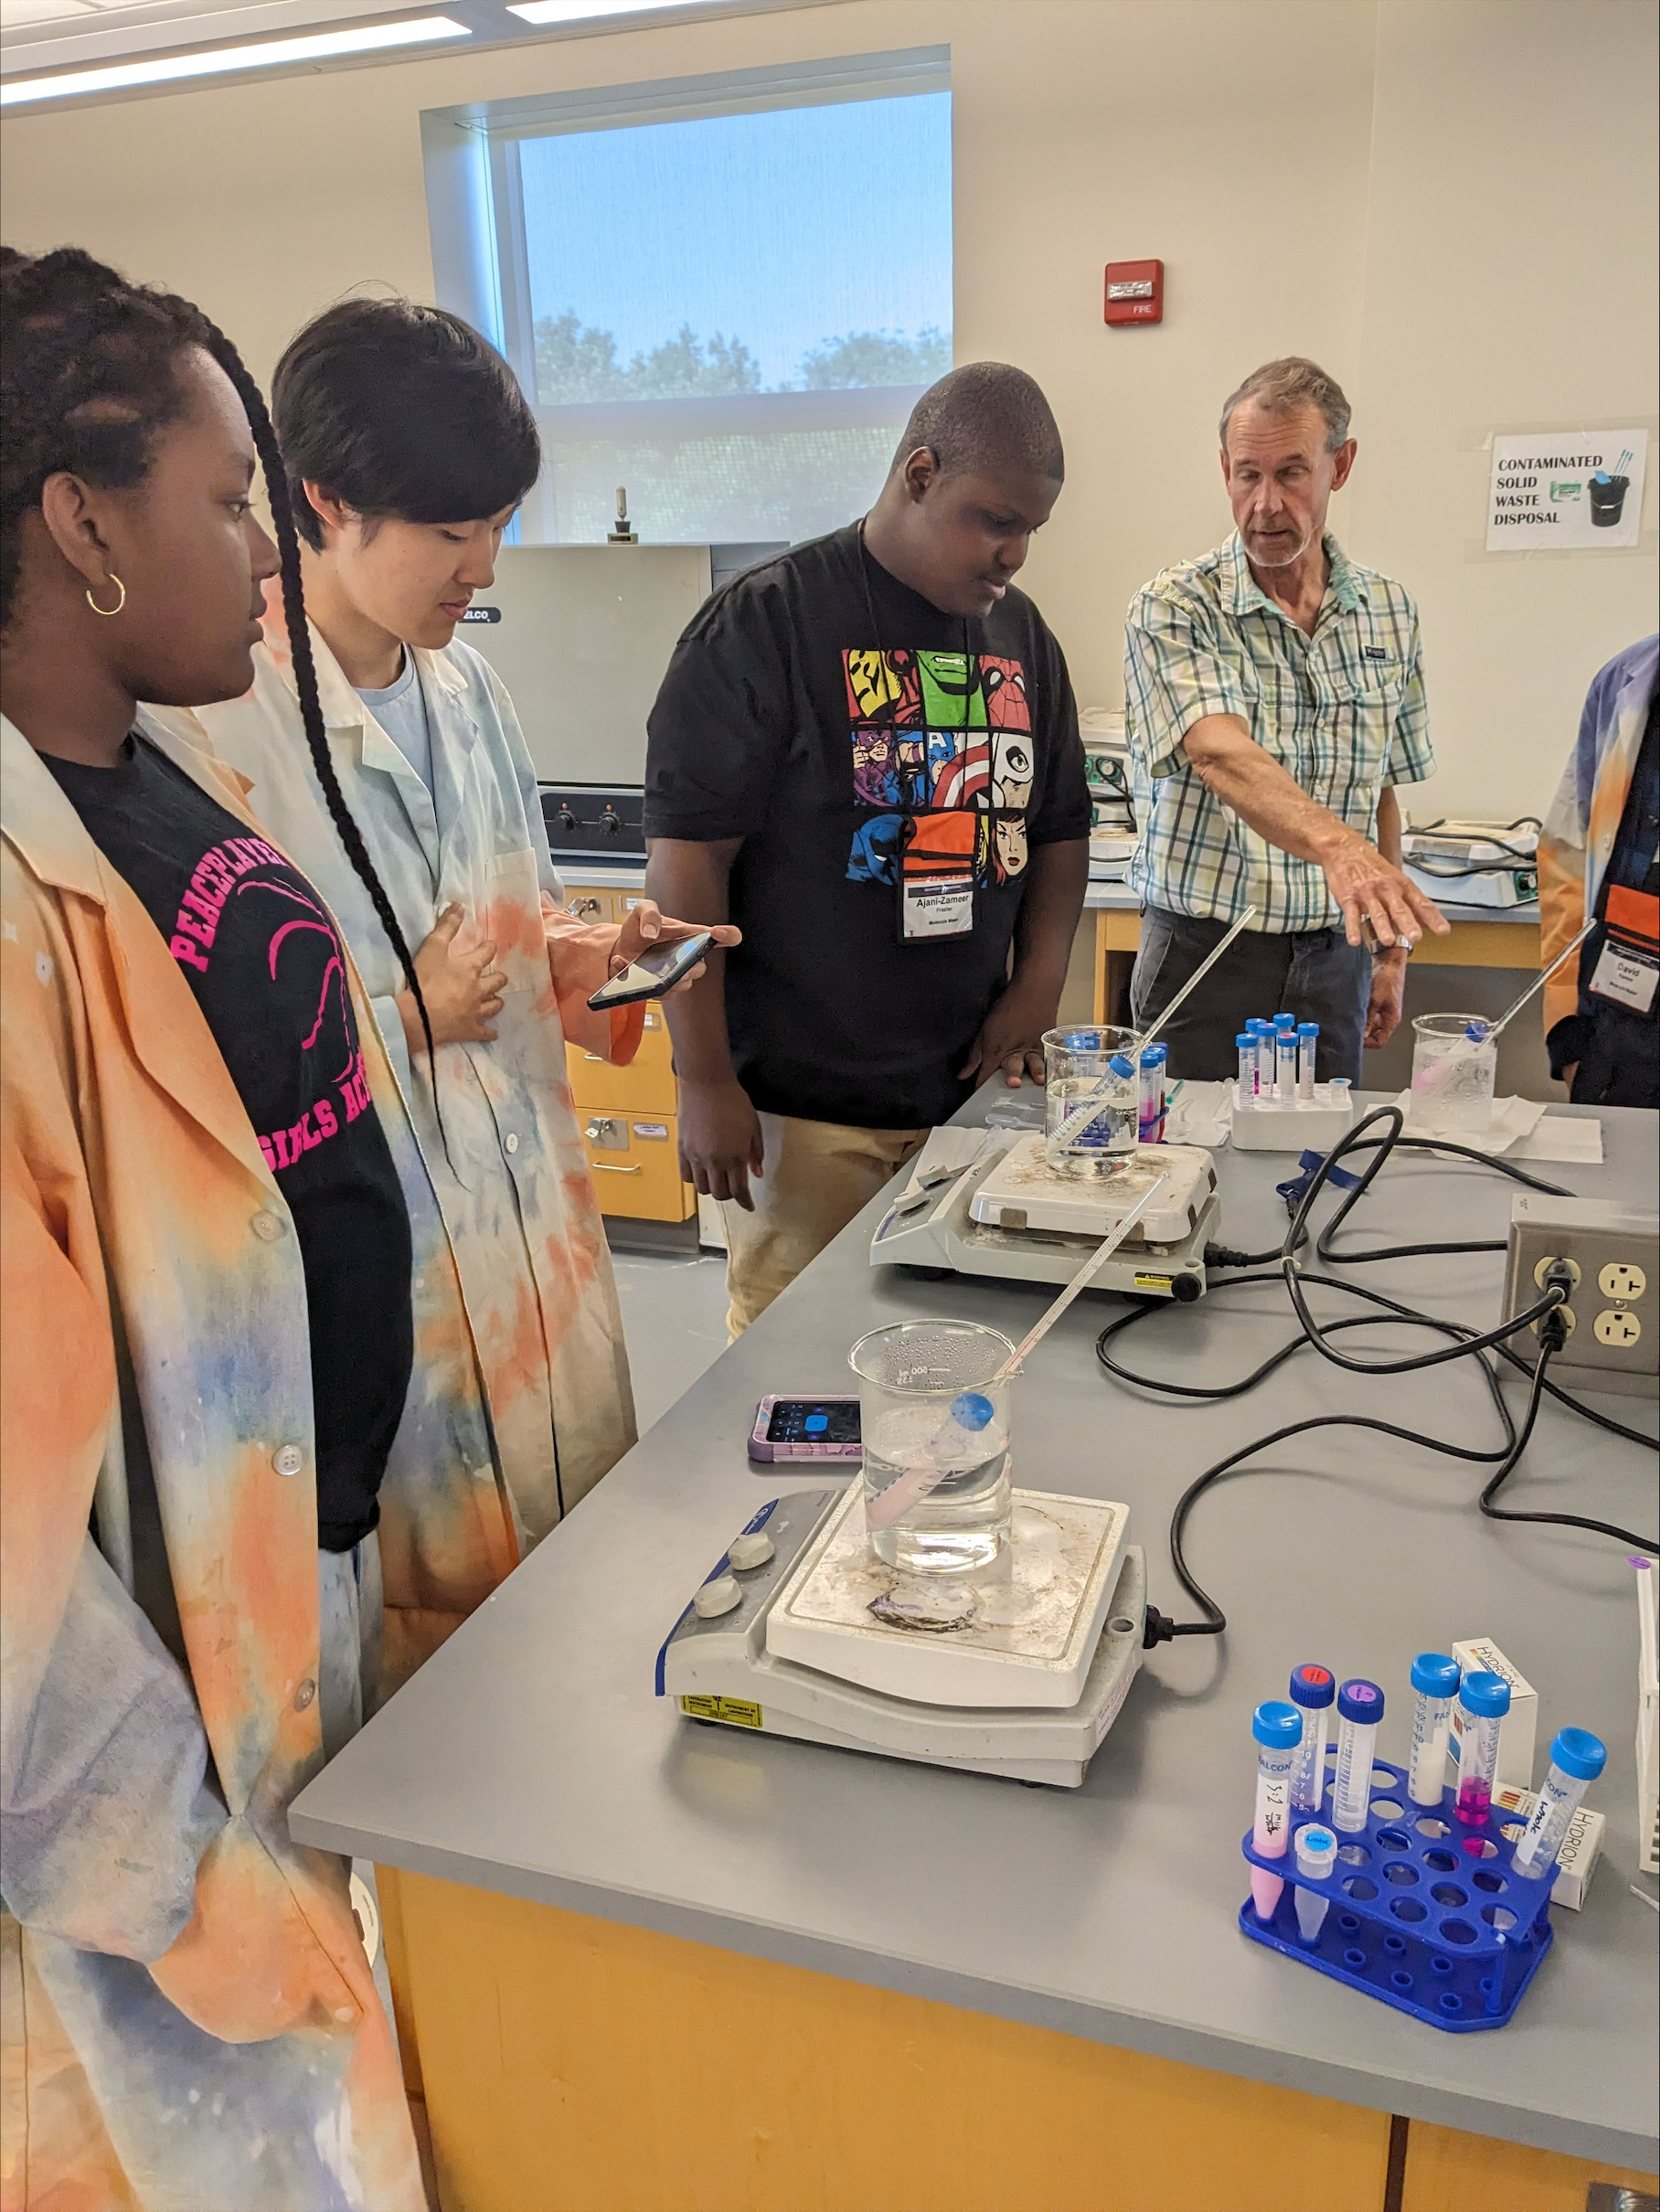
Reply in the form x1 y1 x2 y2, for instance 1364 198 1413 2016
1113 1109 1659 1648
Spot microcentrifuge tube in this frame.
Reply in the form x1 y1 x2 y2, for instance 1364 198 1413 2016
1293 1824 1337 1943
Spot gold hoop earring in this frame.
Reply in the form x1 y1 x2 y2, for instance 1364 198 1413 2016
86 574 126 617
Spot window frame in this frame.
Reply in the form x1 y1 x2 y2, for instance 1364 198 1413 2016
421 46 952 545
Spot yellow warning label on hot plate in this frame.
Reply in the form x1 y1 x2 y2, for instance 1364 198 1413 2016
679 1694 763 1728
1133 1272 1175 1293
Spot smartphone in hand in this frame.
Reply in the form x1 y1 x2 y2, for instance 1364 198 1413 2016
586 931 714 1012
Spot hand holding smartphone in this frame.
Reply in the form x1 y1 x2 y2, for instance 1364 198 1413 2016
587 931 714 1011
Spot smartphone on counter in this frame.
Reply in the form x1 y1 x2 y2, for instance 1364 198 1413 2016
749 1395 862 1463
587 931 714 1012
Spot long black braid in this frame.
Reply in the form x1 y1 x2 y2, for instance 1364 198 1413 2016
203 331 442 1099
0 246 442 1103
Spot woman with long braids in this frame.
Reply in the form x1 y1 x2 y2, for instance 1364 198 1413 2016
160 296 733 1568
0 247 512 2206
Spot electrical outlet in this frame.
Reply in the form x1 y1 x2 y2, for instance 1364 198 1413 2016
1502 1196 1659 1398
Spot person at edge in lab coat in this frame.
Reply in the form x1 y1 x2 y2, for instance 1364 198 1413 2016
155 299 735 1604
3 243 431 2211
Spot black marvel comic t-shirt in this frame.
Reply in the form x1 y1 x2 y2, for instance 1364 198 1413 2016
43 734 412 1550
644 523 1090 1129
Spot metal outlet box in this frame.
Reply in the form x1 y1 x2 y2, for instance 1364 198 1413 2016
1502 1195 1659 1398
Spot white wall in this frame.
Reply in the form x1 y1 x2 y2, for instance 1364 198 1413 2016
3 0 1655 814
1346 0 1659 818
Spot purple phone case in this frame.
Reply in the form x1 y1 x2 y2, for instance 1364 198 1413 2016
748 1395 863 1462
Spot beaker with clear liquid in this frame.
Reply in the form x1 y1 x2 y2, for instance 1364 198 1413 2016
1043 1026 1139 1176
848 1319 1015 1575
1410 1013 1497 1132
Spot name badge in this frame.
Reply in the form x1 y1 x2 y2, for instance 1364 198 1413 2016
1588 938 1659 1014
899 877 974 941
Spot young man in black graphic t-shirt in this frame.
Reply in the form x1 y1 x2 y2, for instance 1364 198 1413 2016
644 364 1091 1334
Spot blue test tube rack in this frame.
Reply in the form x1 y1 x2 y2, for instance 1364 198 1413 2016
1238 1752 1556 2031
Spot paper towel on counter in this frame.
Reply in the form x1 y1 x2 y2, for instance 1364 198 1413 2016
1391 1092 1601 1163
1162 1080 1234 1149
1508 1116 1603 1164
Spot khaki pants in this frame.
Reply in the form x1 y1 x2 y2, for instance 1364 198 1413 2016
723 1113 928 1337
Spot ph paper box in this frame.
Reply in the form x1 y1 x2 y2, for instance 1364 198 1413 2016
1450 1638 1538 1790
1492 1784 1605 1910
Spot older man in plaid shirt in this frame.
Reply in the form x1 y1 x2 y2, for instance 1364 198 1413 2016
1124 357 1449 1081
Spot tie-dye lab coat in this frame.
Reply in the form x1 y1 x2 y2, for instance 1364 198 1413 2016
154 613 640 1563
0 713 517 2208
1537 633 1660 1045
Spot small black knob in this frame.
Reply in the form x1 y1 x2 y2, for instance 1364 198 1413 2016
600 807 622 837
557 805 578 831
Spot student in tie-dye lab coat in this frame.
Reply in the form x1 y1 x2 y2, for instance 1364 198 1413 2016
1536 633 1659 1109
2 249 442 2207
157 299 732 1569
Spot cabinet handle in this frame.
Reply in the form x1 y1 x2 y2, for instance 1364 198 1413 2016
591 1162 643 1174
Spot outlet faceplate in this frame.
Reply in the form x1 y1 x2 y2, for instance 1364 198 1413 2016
1503 1196 1660 1398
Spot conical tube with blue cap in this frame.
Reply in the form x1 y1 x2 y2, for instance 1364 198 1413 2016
1453 1670 1511 1826
1288 1663 1335 1813
1511 1728 1606 1877
1332 1678 1385 1832
1407 1652 1461 1806
1250 1701 1302 1918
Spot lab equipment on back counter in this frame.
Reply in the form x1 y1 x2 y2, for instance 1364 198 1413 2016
1400 816 1540 909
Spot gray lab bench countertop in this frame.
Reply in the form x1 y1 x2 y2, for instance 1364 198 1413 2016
293 1092 1657 2170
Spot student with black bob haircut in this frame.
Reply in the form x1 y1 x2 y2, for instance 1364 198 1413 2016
277 296 541 550
163 294 732 1565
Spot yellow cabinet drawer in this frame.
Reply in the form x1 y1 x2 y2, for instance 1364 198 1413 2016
580 1112 695 1221
569 1008 676 1114
570 1026 676 1114
562 885 618 923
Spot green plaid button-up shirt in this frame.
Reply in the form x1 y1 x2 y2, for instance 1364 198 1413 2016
1124 532 1433 933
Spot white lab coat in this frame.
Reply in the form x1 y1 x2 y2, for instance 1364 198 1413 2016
154 610 639 1554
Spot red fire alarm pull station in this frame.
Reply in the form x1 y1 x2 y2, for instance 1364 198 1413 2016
1104 260 1164 326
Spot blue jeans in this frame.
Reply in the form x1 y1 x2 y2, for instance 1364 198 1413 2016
1130 907 1371 1083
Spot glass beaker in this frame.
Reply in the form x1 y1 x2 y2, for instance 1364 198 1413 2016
848 1319 1015 1575
1043 1026 1139 1176
1410 1013 1497 1132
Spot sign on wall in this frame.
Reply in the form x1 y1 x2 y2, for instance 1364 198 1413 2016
1486 429 1647 551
